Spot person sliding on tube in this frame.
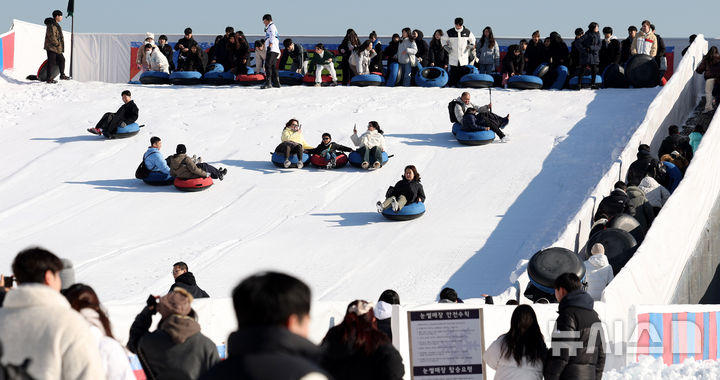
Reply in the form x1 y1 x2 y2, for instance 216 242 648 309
351 121 386 169
87 90 139 138
462 107 509 142
275 119 313 168
452 92 510 137
376 165 426 213
169 144 227 180
308 133 353 169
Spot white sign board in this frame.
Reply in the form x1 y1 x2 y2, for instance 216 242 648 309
407 308 486 380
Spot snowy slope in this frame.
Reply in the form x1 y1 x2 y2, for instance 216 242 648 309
0 72 659 307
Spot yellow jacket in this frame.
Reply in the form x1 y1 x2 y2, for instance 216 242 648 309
281 128 313 149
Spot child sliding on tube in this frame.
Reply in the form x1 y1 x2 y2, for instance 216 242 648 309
377 165 426 213
308 133 353 169
351 121 386 169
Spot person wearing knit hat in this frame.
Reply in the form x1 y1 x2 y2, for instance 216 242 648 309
583 243 614 301
136 32 157 72
127 288 219 379
59 258 75 291
168 144 227 181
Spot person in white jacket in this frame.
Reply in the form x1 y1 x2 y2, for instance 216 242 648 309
583 243 614 301
262 14 281 88
136 32 156 72
0 247 104 380
395 28 418 86
350 40 378 76
351 121 386 169
144 44 170 74
441 17 476 86
484 305 546 380
638 175 671 211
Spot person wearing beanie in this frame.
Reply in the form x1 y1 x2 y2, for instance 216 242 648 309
168 143 227 180
583 243 614 301
87 90 139 138
128 288 219 379
43 10 69 83
626 144 661 186
375 289 400 340
59 258 75 292
136 32 157 73
307 132 353 169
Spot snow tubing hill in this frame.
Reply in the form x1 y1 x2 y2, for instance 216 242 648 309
587 228 638 275
568 75 603 87
37 60 60 81
382 201 426 221
304 74 334 86
603 64 628 88
143 171 174 186
350 74 384 87
459 73 494 88
528 247 586 294
279 71 304 86
385 62 400 87
310 153 349 168
170 71 202 85
452 123 495 145
174 177 213 191
271 152 310 168
508 75 543 89
203 71 235 85
236 73 265 86
533 64 550 78
550 66 569 90
113 123 141 139
626 54 659 88
139 71 170 85
415 66 448 87
348 151 389 168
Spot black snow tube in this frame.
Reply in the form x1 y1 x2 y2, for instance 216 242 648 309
602 64 628 88
607 213 645 244
625 54 659 88
140 71 171 84
37 60 60 81
169 71 203 85
533 63 550 78
528 247 586 294
587 228 638 275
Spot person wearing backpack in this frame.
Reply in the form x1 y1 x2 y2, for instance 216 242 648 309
143 137 171 176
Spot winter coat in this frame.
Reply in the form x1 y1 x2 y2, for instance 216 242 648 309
281 128 314 150
79 309 136 380
453 96 482 123
414 31 429 65
544 290 605 380
199 326 329 380
593 189 629 221
625 150 659 186
310 50 335 68
351 129 386 151
579 31 602 66
658 133 693 161
548 40 569 68
484 334 545 380
320 323 404 380
181 49 207 73
638 176 671 208
143 147 171 175
655 34 666 62
441 27 476 66
264 22 280 54
170 272 210 298
384 40 400 65
696 53 720 79
599 37 621 69
308 141 353 156
477 40 500 68
689 131 703 153
395 38 418 65
621 36 634 64
524 40 547 74
428 39 449 67
158 43 175 71
174 37 198 52
626 186 655 232
462 112 489 132
374 301 393 340
146 47 170 73
370 41 384 72
169 153 207 179
583 255 614 301
44 18 64 54
136 314 220 380
631 31 657 57
569 38 584 69
115 100 139 125
136 40 157 67
661 161 682 193
280 44 309 70
0 284 105 380
351 49 378 75
502 49 524 75
390 177 426 204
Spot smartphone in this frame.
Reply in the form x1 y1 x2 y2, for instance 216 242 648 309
3 275 13 288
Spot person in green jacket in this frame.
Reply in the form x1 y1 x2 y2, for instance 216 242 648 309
310 43 338 87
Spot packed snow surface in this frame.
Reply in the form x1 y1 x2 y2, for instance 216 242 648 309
605 356 720 379
0 73 659 307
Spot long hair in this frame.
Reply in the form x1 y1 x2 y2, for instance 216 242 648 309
479 26 495 49
343 29 360 48
64 283 115 339
404 165 421 182
704 46 720 64
368 121 384 134
354 40 372 55
285 118 299 131
430 29 444 49
402 27 412 40
501 305 547 366
340 300 390 356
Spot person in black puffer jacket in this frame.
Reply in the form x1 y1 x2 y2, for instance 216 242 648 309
625 144 659 186
657 125 693 161
577 22 602 87
376 165 426 213
321 300 404 380
428 29 449 70
170 262 210 298
593 181 629 221
544 273 605 380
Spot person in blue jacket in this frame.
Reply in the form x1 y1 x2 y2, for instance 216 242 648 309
144 136 172 178
659 156 683 193
462 107 508 142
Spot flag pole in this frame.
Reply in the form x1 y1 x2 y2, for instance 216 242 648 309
69 14 74 78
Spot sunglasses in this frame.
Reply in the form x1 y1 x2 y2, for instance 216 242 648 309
322 137 330 141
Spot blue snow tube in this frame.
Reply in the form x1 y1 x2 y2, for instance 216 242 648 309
550 66 569 90
533 63 550 78
568 75 603 88
415 65 448 87
385 62 400 87
169 71 202 85
246 66 255 75
382 201 426 221
350 74 385 87
143 171 174 186
206 63 224 73
279 70 304 86
271 152 310 168
507 75 543 89
139 71 170 85
203 71 235 85
348 151 389 168
113 123 141 139
459 73 494 88
452 123 495 145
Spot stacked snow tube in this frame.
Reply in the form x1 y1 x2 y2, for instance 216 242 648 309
385 62 401 87
271 152 310 168
587 228 638 275
533 63 550 78
459 73 494 88
626 54 659 88
508 75 543 89
113 123 141 139
348 151 389 168
350 74 385 87
550 66 569 90
603 64 628 88
415 66 448 87
203 71 235 85
310 154 349 168
170 71 202 85
304 74 334 86
37 60 60 81
139 71 170 85
451 123 495 145
174 177 213 192
528 247 586 295
143 171 174 186
382 201 426 221
568 75 603 88
236 73 266 86
279 71 304 86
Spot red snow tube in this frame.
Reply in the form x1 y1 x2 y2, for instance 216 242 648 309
236 73 266 86
310 153 349 168
304 74 334 86
174 177 213 192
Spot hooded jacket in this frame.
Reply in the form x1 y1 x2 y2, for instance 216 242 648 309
696 52 720 79
441 26 476 66
477 39 500 67
658 133 693 161
484 334 545 380
428 38 449 67
599 37 621 69
502 46 524 75
626 186 655 232
44 17 64 54
146 47 170 73
638 176 670 209
583 255 614 301
351 129 386 151
170 272 210 299
414 31 429 65
625 150 659 186
169 153 207 179
200 326 329 380
351 48 378 75
544 290 605 380
390 176 426 204
579 31 602 66
143 147 171 175
593 189 629 221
